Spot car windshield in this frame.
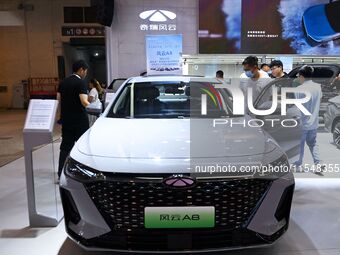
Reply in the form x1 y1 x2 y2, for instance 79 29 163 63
107 81 233 119
107 79 127 92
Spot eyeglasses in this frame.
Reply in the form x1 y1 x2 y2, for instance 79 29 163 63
270 66 281 71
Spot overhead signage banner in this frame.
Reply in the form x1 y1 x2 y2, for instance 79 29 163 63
146 34 183 75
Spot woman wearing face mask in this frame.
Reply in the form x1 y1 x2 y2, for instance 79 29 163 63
240 56 271 103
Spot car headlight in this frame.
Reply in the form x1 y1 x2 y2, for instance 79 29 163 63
255 154 291 179
64 158 106 182
264 137 279 154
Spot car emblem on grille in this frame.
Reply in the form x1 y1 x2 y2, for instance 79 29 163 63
163 175 196 188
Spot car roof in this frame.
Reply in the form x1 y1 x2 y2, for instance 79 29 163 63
289 64 340 76
293 64 339 68
127 75 222 84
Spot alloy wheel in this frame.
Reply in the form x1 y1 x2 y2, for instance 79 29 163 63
333 121 340 149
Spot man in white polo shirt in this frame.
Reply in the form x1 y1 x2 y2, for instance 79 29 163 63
240 56 271 104
293 65 324 171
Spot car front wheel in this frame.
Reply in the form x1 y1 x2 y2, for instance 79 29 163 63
333 121 340 149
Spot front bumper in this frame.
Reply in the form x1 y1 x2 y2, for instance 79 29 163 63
60 172 294 253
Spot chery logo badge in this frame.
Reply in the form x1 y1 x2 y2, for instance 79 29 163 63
139 10 177 22
163 175 196 188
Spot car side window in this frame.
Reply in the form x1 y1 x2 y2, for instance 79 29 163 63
256 79 293 111
257 87 274 110
333 77 340 90
111 85 131 118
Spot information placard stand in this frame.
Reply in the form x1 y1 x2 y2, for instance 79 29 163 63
23 99 61 227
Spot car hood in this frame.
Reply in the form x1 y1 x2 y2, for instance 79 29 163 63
76 117 273 159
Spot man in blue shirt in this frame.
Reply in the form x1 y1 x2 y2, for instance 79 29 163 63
294 65 323 169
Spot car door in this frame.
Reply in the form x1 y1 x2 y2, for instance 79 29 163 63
253 79 302 161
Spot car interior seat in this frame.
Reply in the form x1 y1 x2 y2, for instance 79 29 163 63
135 87 163 116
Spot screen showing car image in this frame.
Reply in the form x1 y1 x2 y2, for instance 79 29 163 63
199 0 340 55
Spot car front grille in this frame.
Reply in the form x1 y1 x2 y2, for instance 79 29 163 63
84 177 272 231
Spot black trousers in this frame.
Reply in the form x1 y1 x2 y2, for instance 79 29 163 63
58 123 89 177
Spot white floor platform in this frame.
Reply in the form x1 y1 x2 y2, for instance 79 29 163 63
1 132 340 255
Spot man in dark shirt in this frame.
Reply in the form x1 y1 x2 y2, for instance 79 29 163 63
57 60 90 177
269 60 294 98
269 60 289 79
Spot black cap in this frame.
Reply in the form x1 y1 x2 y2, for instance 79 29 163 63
269 60 283 69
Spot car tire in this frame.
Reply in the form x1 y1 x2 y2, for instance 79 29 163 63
333 121 340 149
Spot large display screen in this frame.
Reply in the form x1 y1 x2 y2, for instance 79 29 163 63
199 0 340 55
